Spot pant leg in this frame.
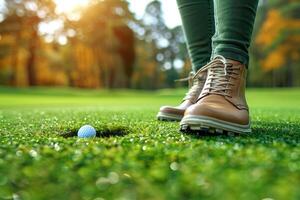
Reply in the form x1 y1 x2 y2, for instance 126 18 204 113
212 0 259 66
177 0 215 72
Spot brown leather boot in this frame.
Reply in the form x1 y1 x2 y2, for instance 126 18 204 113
157 70 207 121
180 56 251 133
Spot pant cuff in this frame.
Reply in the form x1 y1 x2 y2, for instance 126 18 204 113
212 48 249 67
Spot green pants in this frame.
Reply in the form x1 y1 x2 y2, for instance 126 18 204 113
177 0 258 71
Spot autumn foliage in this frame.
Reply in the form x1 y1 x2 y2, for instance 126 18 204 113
0 0 299 88
256 7 300 71
0 0 189 89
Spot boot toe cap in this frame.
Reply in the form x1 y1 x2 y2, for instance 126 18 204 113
159 106 185 116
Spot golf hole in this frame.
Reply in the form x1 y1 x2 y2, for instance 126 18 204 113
61 127 129 138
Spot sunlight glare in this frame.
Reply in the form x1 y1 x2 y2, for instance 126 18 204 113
54 0 89 15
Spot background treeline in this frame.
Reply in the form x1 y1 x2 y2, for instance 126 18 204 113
0 0 299 89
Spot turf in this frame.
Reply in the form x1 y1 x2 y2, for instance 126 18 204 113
0 87 299 200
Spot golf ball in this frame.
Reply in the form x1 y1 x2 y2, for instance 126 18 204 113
78 125 96 138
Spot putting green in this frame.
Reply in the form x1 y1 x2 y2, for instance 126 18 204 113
0 87 299 200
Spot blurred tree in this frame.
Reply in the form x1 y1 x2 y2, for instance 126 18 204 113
132 38 166 89
0 0 190 89
68 0 136 88
0 15 22 85
139 0 187 88
163 26 187 87
114 25 135 87
256 0 300 87
1 0 57 86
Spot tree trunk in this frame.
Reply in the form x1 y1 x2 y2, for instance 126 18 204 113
26 17 40 86
26 29 38 86
10 30 21 86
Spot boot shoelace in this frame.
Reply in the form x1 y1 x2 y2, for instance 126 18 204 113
199 55 240 98
176 71 205 102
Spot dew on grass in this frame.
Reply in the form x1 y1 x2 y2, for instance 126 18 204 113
96 172 119 186
16 150 22 157
108 172 119 184
12 193 20 200
54 143 61 151
123 173 131 178
29 149 38 158
96 177 110 186
170 162 179 171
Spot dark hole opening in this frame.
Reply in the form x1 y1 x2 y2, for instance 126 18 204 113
61 127 129 138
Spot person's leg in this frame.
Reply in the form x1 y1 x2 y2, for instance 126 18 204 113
157 0 214 121
211 0 258 66
180 0 259 133
177 0 215 71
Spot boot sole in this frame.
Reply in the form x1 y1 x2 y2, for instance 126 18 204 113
180 115 251 134
157 112 183 122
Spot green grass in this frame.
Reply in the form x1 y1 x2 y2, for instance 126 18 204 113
0 87 300 200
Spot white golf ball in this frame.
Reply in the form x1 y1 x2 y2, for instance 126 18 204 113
77 125 96 138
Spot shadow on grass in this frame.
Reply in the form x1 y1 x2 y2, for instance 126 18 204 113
61 126 130 138
184 121 300 145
